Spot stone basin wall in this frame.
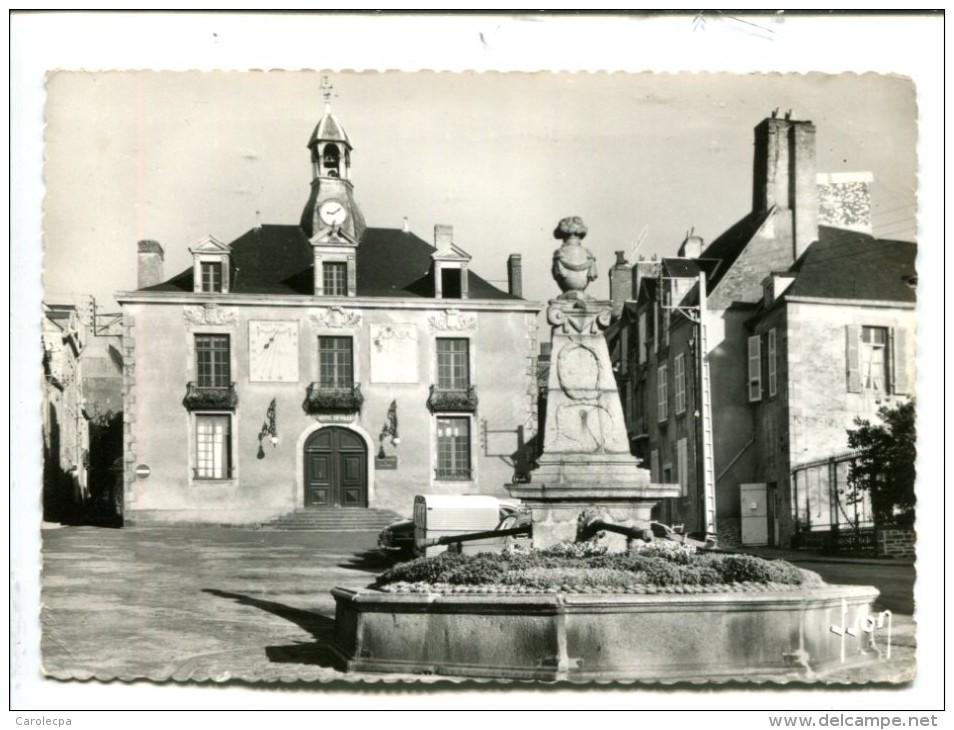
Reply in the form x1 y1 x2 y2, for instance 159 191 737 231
331 584 880 682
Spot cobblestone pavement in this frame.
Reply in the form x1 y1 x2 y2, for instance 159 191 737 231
40 526 916 686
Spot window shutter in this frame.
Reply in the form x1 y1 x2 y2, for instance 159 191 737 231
747 335 762 402
891 327 912 395
845 325 862 393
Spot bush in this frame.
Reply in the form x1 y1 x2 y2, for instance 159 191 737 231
632 540 697 564
374 544 810 590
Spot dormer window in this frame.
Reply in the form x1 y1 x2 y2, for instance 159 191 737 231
190 235 231 294
431 225 472 300
201 262 223 293
323 261 348 296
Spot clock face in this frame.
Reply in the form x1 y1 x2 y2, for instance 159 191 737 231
319 200 348 227
249 321 299 383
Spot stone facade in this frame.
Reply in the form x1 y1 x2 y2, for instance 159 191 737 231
607 114 917 547
117 99 540 525
877 529 916 560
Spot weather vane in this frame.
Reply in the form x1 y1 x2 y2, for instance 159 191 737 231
321 75 334 113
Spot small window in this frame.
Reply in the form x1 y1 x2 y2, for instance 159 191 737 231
657 364 668 422
748 335 762 402
318 336 353 389
768 329 778 397
200 262 223 293
673 353 686 414
322 261 348 296
861 326 888 392
436 416 471 480
195 335 230 387
437 338 470 390
196 414 231 479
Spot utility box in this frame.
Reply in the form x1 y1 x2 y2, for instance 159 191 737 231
413 494 505 558
740 483 769 546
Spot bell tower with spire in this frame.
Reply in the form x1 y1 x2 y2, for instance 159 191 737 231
300 76 366 243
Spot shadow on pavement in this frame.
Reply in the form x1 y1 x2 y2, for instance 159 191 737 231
337 548 396 573
202 588 339 667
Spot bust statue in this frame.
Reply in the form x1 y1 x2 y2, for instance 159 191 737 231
551 216 597 299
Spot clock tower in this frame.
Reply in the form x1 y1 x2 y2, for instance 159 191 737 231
300 76 366 243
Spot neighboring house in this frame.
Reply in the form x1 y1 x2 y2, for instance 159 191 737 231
607 113 917 548
115 96 541 525
42 297 124 522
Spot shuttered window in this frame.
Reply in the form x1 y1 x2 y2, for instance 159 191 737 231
846 325 911 395
676 437 689 497
674 353 686 414
747 335 762 402
767 329 777 397
657 364 668 422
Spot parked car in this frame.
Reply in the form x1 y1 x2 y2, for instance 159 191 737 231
378 499 530 560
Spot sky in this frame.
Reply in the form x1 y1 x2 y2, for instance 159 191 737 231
42 70 918 311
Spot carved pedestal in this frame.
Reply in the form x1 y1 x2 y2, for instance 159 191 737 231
509 297 679 550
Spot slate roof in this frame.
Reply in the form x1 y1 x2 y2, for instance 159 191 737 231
784 227 917 303
141 224 519 300
698 210 773 291
308 113 351 148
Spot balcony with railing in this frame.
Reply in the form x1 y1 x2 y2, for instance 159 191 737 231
302 382 364 415
182 382 239 411
426 384 478 413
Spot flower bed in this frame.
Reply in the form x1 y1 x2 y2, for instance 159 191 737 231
374 541 821 594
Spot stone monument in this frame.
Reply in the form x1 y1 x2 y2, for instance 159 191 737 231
508 217 680 550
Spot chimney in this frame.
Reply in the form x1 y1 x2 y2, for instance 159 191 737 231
434 224 453 249
816 172 873 234
752 115 818 260
609 250 633 318
507 254 523 298
137 240 164 289
678 232 704 259
402 216 410 233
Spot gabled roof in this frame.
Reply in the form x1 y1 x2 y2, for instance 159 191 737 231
141 224 519 300
189 234 230 255
784 227 917 303
698 209 773 291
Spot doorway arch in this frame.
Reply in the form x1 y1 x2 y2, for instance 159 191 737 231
302 426 368 507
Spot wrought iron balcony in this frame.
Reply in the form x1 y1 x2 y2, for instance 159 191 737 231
302 382 364 415
182 382 238 411
426 384 478 413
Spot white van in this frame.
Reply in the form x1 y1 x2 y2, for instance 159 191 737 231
413 494 510 558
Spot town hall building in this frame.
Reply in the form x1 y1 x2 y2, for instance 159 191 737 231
116 89 541 525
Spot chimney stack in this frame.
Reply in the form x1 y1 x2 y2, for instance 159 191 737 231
678 232 704 259
434 224 453 249
507 254 523 298
609 250 633 318
137 240 164 289
402 216 410 233
752 115 818 260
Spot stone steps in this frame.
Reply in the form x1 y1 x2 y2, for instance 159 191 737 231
262 508 403 532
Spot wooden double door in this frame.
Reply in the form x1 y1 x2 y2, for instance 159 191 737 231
304 427 368 507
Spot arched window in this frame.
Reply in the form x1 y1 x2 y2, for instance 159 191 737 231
322 144 340 176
